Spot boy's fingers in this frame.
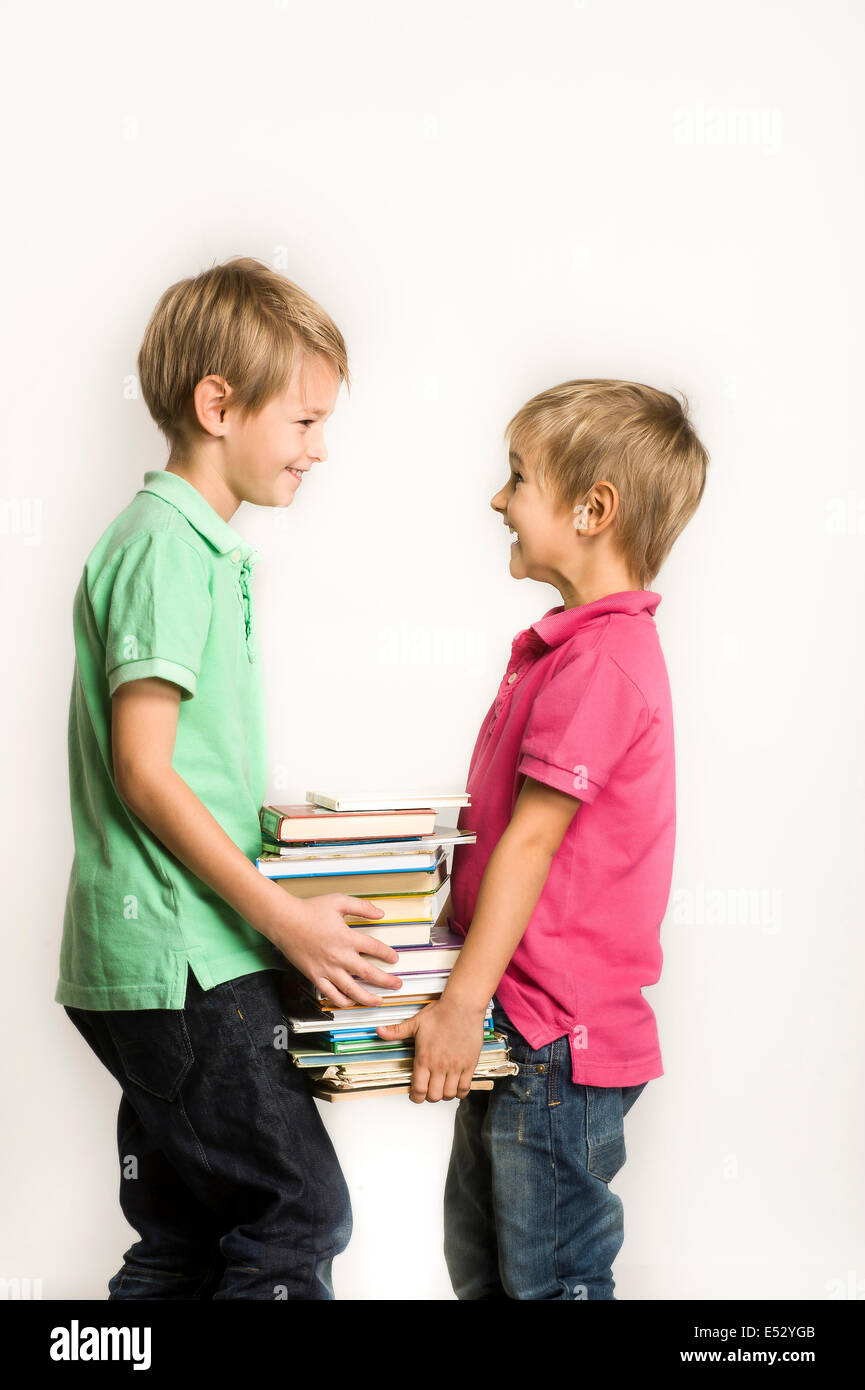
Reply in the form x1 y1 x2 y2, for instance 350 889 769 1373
358 965 402 992
317 978 354 1009
345 987 384 1007
442 1070 463 1102
409 1065 430 1104
457 1067 474 1100
329 968 384 1008
377 1018 415 1040
345 984 385 1007
351 932 400 963
341 896 385 918
424 1070 444 1104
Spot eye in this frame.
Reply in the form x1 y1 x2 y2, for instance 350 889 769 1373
297 419 314 427
512 472 523 484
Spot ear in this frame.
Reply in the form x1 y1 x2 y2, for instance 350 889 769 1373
574 479 620 535
193 374 232 439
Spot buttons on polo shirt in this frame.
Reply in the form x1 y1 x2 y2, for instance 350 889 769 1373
230 549 241 563
507 672 518 684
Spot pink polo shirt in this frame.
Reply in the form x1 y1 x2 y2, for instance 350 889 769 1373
448 589 675 1086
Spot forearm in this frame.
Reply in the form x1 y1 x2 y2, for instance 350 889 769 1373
120 766 301 945
441 828 554 1016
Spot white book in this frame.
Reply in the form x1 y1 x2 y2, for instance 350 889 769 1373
308 790 470 812
283 1000 494 1033
321 972 451 1002
259 826 476 866
355 927 462 977
258 845 445 877
284 1001 429 1033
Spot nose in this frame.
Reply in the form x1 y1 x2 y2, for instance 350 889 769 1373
308 426 328 464
491 486 506 513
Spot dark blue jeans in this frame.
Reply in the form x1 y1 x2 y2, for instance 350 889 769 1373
443 1000 647 1300
64 967 351 1300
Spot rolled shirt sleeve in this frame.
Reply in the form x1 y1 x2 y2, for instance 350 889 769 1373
104 531 212 699
517 652 649 804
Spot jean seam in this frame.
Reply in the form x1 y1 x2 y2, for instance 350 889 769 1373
177 1089 213 1174
549 1034 562 1107
114 1256 221 1298
480 1090 506 1299
171 1005 213 1175
226 977 348 1260
192 1251 223 1299
121 1263 185 1279
585 1086 625 1184
547 1059 563 1293
105 1009 195 1102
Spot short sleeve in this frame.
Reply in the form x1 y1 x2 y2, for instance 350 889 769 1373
104 532 212 699
518 653 649 804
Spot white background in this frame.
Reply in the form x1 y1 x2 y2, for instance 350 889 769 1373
1 0 863 1301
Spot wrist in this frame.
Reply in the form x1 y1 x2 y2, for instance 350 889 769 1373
252 882 308 945
438 982 490 1019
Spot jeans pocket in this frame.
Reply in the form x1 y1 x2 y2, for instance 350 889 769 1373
105 1008 194 1101
501 1058 552 1105
493 1003 554 1103
585 1085 627 1183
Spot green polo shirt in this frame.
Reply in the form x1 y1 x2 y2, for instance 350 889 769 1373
56 468 286 1010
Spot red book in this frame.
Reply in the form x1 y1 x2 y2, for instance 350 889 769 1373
259 802 438 844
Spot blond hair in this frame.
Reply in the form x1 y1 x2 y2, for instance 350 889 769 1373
137 256 349 455
505 379 709 588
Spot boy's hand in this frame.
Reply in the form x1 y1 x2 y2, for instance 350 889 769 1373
271 895 402 1008
376 995 486 1103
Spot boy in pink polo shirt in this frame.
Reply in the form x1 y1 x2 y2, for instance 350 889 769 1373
379 378 709 1299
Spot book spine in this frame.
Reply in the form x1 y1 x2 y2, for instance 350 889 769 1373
259 806 284 840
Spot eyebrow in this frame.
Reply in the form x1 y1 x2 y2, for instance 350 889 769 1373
297 406 331 417
509 449 525 467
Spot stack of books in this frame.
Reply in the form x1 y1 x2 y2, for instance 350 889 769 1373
257 790 518 1101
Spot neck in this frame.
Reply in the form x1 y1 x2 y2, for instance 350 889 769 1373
165 453 241 524
559 565 642 609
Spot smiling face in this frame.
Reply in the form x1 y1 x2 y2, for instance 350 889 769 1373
490 446 578 584
221 353 342 508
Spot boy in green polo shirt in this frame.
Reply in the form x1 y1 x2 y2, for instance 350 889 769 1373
57 256 401 1300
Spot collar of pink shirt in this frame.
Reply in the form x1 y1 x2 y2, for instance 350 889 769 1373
528 589 662 650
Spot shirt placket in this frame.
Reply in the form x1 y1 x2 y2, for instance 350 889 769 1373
231 548 259 662
494 630 542 714
472 630 542 782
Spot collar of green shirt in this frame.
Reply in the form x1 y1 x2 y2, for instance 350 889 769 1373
140 469 255 562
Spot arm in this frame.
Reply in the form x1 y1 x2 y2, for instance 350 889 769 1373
112 677 401 1007
377 775 582 1101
